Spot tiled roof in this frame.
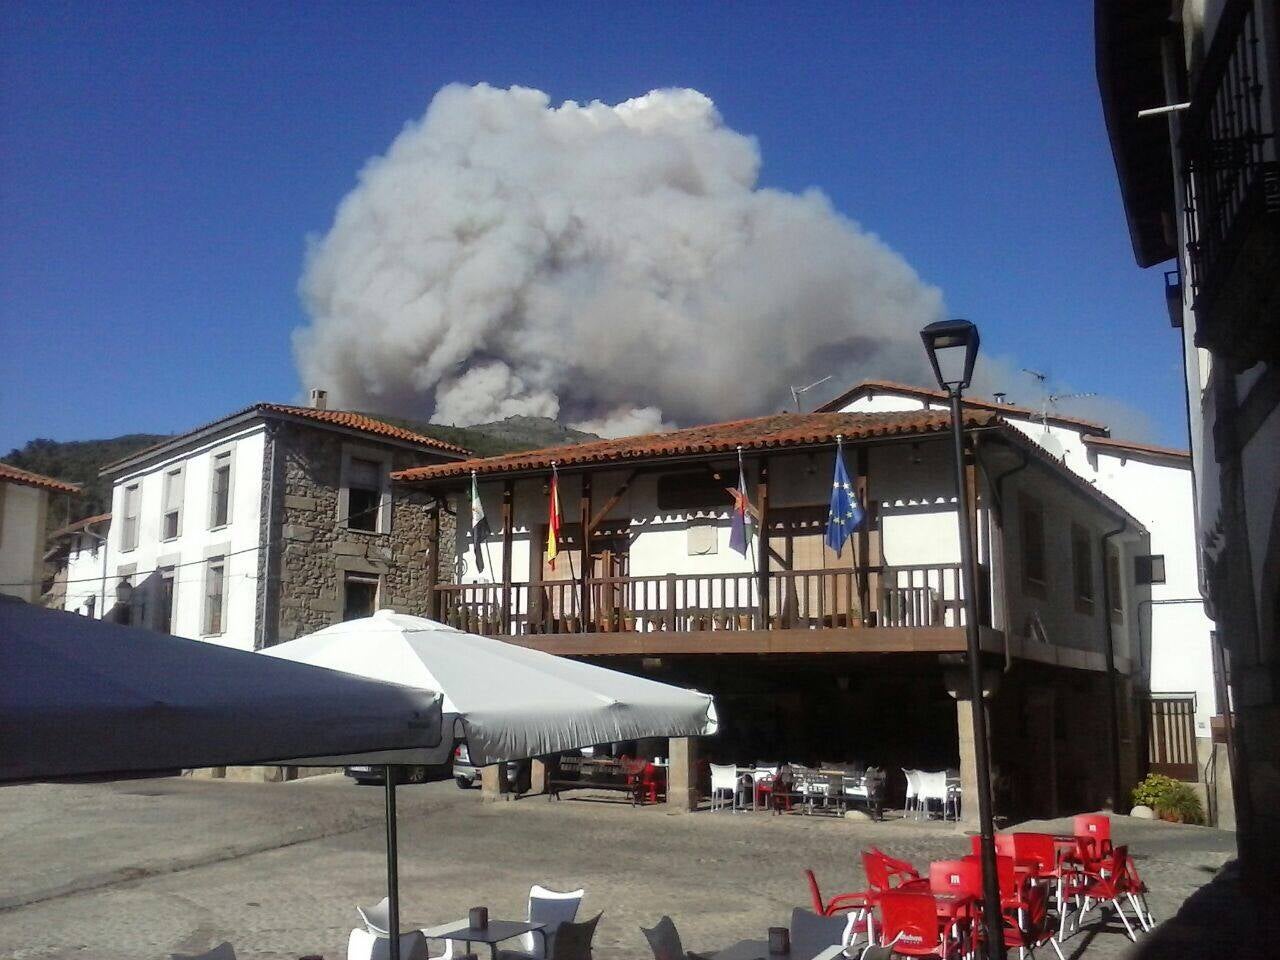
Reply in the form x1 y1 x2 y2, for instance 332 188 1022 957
1082 434 1190 464
0 463 80 494
101 402 469 474
50 512 112 538
255 404 470 455
817 379 1111 435
393 409 999 483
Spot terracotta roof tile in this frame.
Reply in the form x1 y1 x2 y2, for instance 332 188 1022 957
255 404 470 455
817 379 1111 435
101 402 469 474
0 463 80 494
393 409 998 483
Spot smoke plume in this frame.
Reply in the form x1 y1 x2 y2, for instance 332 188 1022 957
294 84 952 436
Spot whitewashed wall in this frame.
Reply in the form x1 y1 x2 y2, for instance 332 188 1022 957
63 526 111 616
0 482 46 603
102 427 266 650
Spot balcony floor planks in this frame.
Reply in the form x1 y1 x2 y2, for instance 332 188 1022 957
498 626 985 656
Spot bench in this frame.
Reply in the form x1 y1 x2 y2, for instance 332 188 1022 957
547 778 640 803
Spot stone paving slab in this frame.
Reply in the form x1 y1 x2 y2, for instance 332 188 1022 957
0 776 1235 960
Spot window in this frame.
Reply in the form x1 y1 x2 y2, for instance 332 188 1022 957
121 484 140 551
156 566 176 633
342 572 379 621
209 451 232 528
1019 496 1046 597
1071 524 1095 614
345 458 383 532
657 471 735 511
203 557 226 635
161 467 184 540
1135 554 1166 585
1107 548 1124 620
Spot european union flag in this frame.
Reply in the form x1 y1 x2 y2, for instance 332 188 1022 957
825 445 865 556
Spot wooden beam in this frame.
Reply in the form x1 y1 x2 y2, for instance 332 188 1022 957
503 626 973 657
501 481 514 632
579 472 592 631
855 446 872 624
426 502 441 620
756 457 770 629
587 469 638 534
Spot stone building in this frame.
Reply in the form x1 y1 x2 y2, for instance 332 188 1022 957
92 390 466 651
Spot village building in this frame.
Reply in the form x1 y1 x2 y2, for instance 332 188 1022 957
821 379 1229 823
0 463 79 604
1096 0 1279 889
394 408 1152 821
47 512 112 616
89 391 466 650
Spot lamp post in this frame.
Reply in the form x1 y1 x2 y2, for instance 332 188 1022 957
920 318 1005 960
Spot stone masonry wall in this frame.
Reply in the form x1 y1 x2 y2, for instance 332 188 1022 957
259 422 457 646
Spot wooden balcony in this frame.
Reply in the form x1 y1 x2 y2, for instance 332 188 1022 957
433 563 990 656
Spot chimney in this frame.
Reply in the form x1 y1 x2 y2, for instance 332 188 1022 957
310 388 328 411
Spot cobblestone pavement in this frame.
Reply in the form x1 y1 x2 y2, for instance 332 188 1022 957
0 776 1236 960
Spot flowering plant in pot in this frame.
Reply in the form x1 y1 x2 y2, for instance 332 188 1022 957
1132 773 1205 824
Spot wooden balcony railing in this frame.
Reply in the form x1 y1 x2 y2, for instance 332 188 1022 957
433 563 985 638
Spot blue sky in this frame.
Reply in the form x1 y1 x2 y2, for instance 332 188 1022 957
0 2 1184 453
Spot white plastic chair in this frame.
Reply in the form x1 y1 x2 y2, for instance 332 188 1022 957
751 764 778 811
901 769 920 819
498 884 585 960
710 763 739 812
916 770 949 820
351 898 430 960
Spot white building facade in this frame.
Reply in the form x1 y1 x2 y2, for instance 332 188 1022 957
823 379 1224 814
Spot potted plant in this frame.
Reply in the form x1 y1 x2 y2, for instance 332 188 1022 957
1131 773 1205 825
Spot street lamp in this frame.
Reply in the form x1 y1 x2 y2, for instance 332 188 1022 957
920 318 1005 960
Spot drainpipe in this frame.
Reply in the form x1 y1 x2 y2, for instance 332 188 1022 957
1101 520 1128 811
984 439 1031 670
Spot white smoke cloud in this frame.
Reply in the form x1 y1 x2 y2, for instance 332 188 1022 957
294 84 947 432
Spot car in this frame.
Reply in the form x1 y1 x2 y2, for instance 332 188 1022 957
452 743 529 791
344 762 452 786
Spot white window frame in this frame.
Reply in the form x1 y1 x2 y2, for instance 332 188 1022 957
208 446 235 530
338 444 393 534
121 483 141 552
202 551 229 636
161 466 185 541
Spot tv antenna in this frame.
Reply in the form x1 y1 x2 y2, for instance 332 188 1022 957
791 375 833 412
1023 368 1094 427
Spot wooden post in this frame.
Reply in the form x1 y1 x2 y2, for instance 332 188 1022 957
580 472 592 631
855 446 871 625
756 457 770 629
501 481 514 635
665 573 677 631
426 501 441 620
963 445 980 628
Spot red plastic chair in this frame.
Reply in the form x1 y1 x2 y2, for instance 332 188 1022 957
864 848 929 893
983 878 1066 960
803 869 874 945
639 762 664 804
620 756 650 804
1072 814 1112 859
1077 844 1147 941
876 890 970 959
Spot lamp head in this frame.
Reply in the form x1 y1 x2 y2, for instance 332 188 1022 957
920 318 980 392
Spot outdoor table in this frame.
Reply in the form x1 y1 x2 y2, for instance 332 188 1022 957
430 918 547 960
712 939 846 960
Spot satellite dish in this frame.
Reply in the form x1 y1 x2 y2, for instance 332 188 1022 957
1037 430 1065 461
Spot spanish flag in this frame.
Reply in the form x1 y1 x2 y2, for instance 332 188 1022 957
546 464 563 568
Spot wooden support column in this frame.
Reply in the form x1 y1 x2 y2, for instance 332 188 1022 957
426 501 441 620
580 472 592 631
501 481 514 634
855 446 872 624
756 458 770 629
963 445 981 625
